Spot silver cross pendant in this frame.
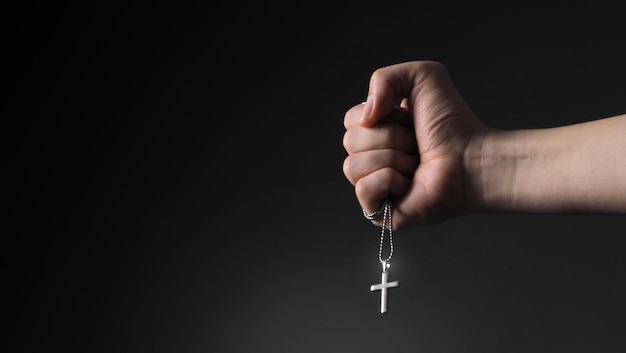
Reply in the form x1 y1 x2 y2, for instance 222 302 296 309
370 261 399 313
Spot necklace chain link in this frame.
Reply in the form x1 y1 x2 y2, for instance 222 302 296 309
378 199 393 265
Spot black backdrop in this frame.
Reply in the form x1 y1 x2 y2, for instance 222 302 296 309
7 2 626 352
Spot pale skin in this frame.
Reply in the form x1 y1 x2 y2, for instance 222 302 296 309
343 60 626 230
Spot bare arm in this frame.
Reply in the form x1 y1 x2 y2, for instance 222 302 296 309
468 114 626 214
343 61 626 229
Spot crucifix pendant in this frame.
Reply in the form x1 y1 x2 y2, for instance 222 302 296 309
370 261 399 313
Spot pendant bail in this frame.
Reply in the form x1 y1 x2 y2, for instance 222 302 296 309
382 260 390 272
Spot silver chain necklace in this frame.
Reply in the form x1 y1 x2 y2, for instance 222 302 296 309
368 199 399 314
378 198 394 264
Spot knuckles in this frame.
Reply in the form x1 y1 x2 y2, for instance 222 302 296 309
342 156 356 185
342 128 357 154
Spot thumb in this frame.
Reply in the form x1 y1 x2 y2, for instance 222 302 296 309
359 60 452 127
359 66 400 127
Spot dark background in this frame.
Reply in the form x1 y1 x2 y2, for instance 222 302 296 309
7 2 626 352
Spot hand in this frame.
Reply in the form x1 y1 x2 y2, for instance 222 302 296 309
343 61 488 229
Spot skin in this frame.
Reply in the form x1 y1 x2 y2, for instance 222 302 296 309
342 60 626 230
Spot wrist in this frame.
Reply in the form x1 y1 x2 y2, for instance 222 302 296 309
465 126 582 214
464 128 521 213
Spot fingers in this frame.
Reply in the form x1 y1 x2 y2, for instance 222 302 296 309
343 94 420 227
343 149 419 186
356 167 412 219
343 123 418 154
344 103 413 130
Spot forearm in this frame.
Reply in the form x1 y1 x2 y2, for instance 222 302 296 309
467 114 626 214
